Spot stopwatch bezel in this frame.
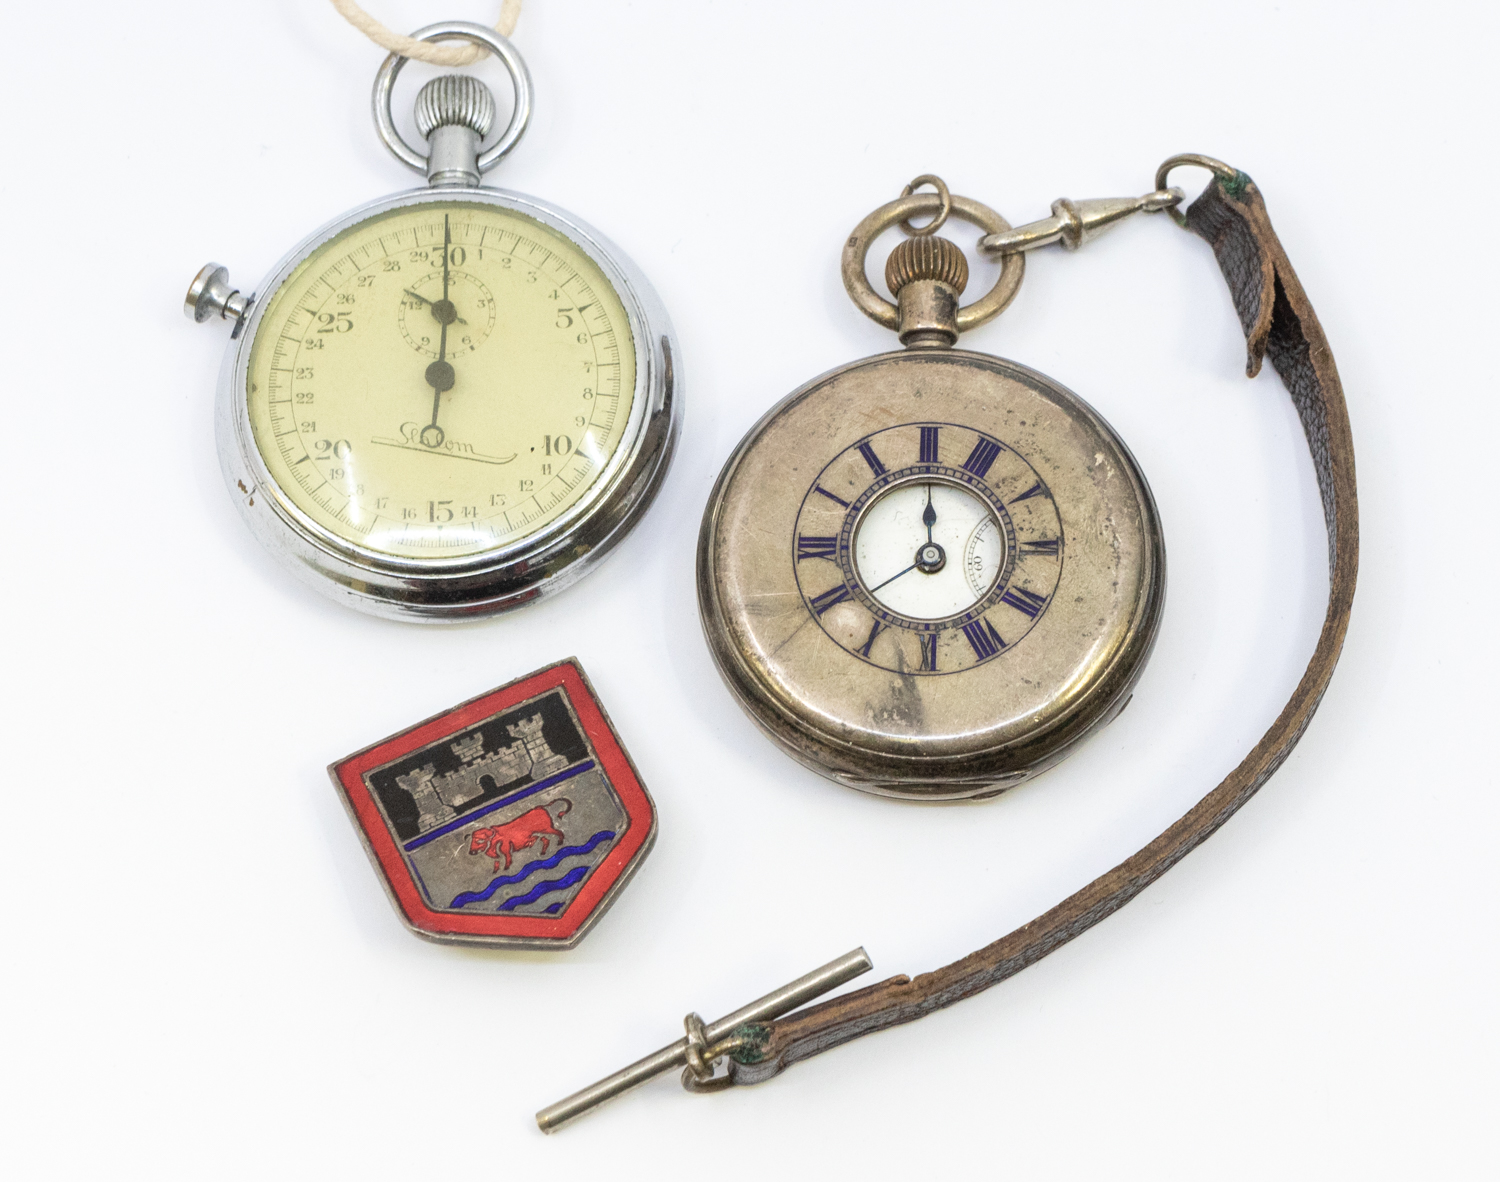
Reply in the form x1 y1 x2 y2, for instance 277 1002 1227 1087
216 185 679 621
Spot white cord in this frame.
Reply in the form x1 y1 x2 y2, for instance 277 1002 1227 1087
329 1 522 65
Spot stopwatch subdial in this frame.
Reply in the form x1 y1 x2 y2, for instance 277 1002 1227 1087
397 269 496 358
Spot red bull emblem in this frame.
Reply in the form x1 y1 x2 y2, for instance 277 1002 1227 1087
329 659 657 949
470 800 571 871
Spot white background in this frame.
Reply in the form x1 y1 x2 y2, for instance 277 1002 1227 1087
1 2 1495 1177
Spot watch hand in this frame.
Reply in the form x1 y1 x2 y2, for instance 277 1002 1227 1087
421 226 457 448
404 288 467 325
420 358 455 446
868 564 917 594
432 216 452 390
923 484 936 542
442 215 452 303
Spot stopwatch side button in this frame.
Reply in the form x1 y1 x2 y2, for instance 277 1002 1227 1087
185 263 255 338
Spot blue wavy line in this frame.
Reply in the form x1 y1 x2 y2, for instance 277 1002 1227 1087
448 830 615 908
496 865 589 911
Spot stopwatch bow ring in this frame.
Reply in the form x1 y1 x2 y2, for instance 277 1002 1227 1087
372 20 535 188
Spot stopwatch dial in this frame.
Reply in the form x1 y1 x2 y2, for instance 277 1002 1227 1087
244 201 637 562
853 482 1002 619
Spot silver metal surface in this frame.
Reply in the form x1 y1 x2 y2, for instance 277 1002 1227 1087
886 235 969 347
841 191 1024 334
372 21 533 178
415 74 497 187
701 177 1164 798
1155 153 1240 226
898 173 952 237
414 74 496 138
185 263 253 337
214 186 680 620
979 188 1184 255
698 350 1164 799
535 948 873 1132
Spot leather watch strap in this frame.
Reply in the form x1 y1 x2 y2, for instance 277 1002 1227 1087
725 170 1360 1086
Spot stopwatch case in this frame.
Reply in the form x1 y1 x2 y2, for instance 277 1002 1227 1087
697 349 1165 801
215 186 679 622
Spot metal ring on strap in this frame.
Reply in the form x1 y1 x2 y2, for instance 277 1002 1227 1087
841 193 1025 334
1155 153 1240 227
372 20 534 176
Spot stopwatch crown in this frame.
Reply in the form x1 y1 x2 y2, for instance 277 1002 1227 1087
414 75 497 140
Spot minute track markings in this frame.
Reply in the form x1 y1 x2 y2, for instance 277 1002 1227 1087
249 204 641 562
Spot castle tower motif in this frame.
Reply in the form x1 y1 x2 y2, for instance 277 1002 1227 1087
395 763 456 830
395 714 576 835
450 733 485 765
508 714 569 777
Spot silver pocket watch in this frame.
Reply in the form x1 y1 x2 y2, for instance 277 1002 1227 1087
699 179 1168 800
187 22 679 621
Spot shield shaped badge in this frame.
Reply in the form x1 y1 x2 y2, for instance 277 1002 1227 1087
330 659 656 949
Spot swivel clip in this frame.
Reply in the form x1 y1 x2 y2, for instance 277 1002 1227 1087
979 187 1184 257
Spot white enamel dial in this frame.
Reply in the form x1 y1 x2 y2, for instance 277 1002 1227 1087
853 481 1003 619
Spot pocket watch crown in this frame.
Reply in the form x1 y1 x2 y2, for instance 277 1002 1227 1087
414 75 497 140
885 236 970 298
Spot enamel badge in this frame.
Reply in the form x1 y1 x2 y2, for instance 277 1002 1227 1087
330 659 656 949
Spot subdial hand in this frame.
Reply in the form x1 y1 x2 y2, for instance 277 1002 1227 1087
923 484 936 542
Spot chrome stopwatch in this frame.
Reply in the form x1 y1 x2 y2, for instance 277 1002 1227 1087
186 22 679 620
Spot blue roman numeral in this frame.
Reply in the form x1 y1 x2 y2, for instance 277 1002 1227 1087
961 617 1007 661
856 441 886 477
919 632 937 671
1010 481 1046 504
919 426 939 464
809 584 853 615
962 437 1002 479
815 485 851 508
797 535 839 561
1019 538 1060 556
857 620 885 658
1000 587 1048 618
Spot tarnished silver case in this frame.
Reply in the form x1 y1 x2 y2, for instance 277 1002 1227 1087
215 186 679 622
698 350 1165 801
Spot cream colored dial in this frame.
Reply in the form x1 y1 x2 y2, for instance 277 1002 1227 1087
246 200 637 561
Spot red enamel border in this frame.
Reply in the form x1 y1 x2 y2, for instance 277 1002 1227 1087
331 659 654 942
